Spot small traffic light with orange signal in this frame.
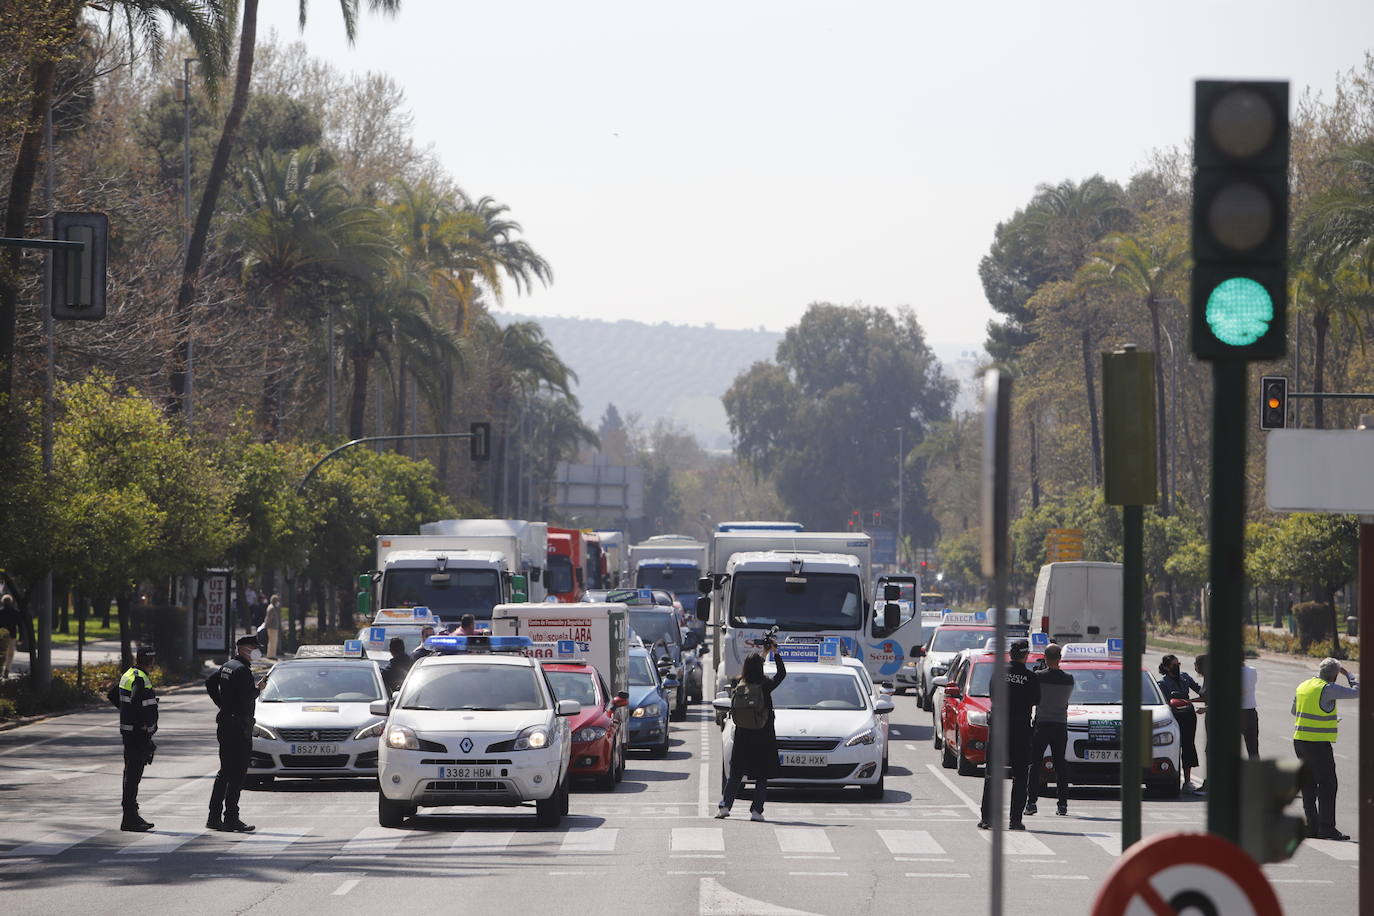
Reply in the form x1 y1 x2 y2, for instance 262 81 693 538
1259 376 1288 430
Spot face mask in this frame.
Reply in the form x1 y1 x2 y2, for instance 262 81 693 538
249 649 262 661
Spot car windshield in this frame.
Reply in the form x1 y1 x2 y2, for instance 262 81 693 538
546 555 574 594
398 663 545 711
545 670 598 707
930 628 993 653
919 625 938 648
629 610 680 646
628 654 657 687
260 665 381 702
637 565 700 594
729 572 862 631
381 569 502 620
770 672 866 710
1065 667 1164 705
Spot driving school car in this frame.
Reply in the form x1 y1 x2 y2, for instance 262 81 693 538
714 641 894 798
248 643 387 785
894 612 942 695
915 611 1028 710
358 606 448 656
934 641 1045 776
374 634 581 828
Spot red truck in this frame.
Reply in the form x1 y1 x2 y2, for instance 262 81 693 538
546 527 583 602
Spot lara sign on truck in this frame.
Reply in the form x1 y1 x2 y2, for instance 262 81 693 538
491 602 630 697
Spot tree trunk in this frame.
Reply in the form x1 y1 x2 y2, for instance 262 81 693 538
116 591 134 671
261 286 285 439
1313 307 1330 430
170 0 259 412
348 345 372 440
1081 327 1102 486
1029 413 1040 509
1147 299 1169 515
1327 587 1341 657
0 54 60 397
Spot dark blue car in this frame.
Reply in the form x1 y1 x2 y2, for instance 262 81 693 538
624 647 675 758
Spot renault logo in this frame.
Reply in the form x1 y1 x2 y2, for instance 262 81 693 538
460 737 473 753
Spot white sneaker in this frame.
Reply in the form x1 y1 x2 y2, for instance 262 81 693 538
750 811 765 822
715 805 730 819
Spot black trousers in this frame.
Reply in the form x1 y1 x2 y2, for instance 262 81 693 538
980 728 1032 825
1027 722 1069 806
1293 739 1338 834
210 720 252 820
1241 708 1259 759
121 733 150 816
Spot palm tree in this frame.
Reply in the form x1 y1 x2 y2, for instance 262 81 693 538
1079 226 1189 513
229 146 391 438
169 0 401 413
0 0 231 397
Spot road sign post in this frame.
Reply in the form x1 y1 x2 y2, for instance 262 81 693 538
981 370 1012 916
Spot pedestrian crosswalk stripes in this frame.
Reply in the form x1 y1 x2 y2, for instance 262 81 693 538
560 827 618 853
450 830 515 852
876 830 944 855
116 830 201 856
222 827 312 856
1 827 104 858
978 831 1054 856
338 826 405 856
672 827 725 852
774 827 833 855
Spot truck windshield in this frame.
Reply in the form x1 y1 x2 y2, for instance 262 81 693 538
382 569 502 619
728 572 862 631
637 565 700 594
546 555 574 594
629 609 680 646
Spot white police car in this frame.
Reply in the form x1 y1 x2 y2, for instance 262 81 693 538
714 641 894 799
373 634 581 828
248 642 388 786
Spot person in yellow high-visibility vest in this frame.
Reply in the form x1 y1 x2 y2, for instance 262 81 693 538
1292 657 1359 841
107 646 158 831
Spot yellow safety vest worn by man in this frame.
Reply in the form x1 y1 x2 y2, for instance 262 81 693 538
108 649 159 831
1291 658 1359 841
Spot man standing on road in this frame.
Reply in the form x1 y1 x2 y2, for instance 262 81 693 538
382 637 413 693
1292 657 1359 840
263 594 282 660
206 635 263 833
1026 642 1074 817
0 594 21 679
409 626 436 661
979 638 1039 831
110 646 158 831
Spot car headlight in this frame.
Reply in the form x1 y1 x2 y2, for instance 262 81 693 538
633 703 661 718
1152 730 1175 746
513 725 549 750
252 723 279 740
386 724 420 750
573 725 608 743
353 720 386 741
966 711 989 726
845 727 876 747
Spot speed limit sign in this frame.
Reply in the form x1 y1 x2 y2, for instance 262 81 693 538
1092 832 1281 916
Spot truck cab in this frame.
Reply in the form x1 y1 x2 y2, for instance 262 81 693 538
376 548 513 625
546 528 584 602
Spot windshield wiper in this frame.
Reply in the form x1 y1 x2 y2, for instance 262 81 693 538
402 704 441 710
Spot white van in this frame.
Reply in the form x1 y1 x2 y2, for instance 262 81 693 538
1032 562 1123 643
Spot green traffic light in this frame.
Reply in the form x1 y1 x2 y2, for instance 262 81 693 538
1205 276 1273 345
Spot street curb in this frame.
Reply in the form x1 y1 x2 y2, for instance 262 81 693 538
1146 634 1360 673
0 677 205 732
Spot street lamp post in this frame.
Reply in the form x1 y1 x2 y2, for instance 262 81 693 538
895 426 905 569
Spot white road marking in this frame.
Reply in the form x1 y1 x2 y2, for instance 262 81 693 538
51 763 105 782
905 872 971 878
698 714 713 818
674 826 724 852
669 870 725 875
117 830 202 855
1 827 104 857
878 830 945 856
905 744 919 751
559 827 618 853
450 831 515 852
221 827 311 857
1083 833 1122 857
332 879 360 896
337 827 404 856
923 763 982 815
774 827 833 855
699 877 823 916
1305 838 1360 861
980 831 1054 855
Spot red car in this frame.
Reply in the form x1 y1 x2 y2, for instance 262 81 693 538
541 660 628 789
934 646 1044 776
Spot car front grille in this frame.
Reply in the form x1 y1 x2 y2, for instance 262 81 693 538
776 738 841 752
278 728 355 742
771 763 858 780
280 754 349 768
420 758 514 766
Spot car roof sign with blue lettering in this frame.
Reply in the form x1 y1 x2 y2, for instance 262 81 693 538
369 627 385 643
343 639 363 656
939 611 989 625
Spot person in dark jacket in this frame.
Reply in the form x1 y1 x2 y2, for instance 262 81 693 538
0 593 22 679
382 637 413 692
1158 654 1205 794
979 639 1040 830
716 637 786 821
110 646 158 831
409 626 437 661
206 635 263 832
1026 642 1076 816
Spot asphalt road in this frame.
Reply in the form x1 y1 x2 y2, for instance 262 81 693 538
0 650 1359 915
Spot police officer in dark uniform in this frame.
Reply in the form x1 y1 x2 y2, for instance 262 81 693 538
206 634 263 832
978 638 1040 830
110 645 158 831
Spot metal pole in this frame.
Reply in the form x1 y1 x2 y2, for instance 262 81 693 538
1121 503 1144 850
895 426 905 569
982 371 1012 916
1357 414 1374 916
1206 360 1246 842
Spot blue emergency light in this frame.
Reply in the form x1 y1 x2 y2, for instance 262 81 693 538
425 634 534 654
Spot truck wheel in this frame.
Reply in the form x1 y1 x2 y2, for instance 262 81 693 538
536 786 563 827
378 795 407 828
861 771 885 800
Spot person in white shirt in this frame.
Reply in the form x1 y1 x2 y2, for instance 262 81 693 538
1240 663 1259 759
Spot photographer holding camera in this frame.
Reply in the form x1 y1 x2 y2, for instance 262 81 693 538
716 630 787 822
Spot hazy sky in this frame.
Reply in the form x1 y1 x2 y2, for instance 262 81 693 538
260 1 1374 356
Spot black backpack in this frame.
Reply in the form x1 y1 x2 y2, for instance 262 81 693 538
731 681 768 730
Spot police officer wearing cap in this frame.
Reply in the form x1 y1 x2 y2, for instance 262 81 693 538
978 638 1039 831
205 635 264 832
110 645 158 831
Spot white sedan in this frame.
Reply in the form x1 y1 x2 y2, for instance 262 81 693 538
714 661 894 799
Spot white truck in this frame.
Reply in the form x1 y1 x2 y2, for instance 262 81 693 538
416 519 549 602
697 531 913 693
490 602 631 698
594 530 629 587
1032 561 1124 643
372 533 533 628
629 535 708 616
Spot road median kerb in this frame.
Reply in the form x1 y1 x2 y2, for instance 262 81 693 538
0 677 206 732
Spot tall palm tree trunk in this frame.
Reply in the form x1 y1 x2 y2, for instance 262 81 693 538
1081 327 1102 486
1147 299 1170 514
1029 413 1040 509
348 346 372 440
1313 307 1330 429
171 0 259 412
261 287 286 439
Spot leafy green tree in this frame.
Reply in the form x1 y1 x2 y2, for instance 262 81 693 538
1268 513 1358 654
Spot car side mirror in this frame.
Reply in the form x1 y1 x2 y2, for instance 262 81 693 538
874 697 895 714
695 595 711 621
557 699 582 717
931 675 950 688
369 700 390 717
909 646 926 658
943 685 961 699
884 583 901 601
697 576 712 594
612 693 629 708
698 645 710 657
712 697 732 711
883 602 900 630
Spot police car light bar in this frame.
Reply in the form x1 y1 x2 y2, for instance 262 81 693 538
426 634 533 654
1059 640 1124 660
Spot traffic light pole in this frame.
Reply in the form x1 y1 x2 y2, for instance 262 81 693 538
1206 360 1246 843
1121 503 1143 850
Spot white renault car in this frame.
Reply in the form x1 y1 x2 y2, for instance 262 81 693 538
248 645 388 787
374 634 581 828
715 656 894 799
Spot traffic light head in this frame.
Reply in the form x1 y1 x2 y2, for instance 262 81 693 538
1259 375 1288 429
1239 757 1305 863
1191 80 1289 361
50 211 108 321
